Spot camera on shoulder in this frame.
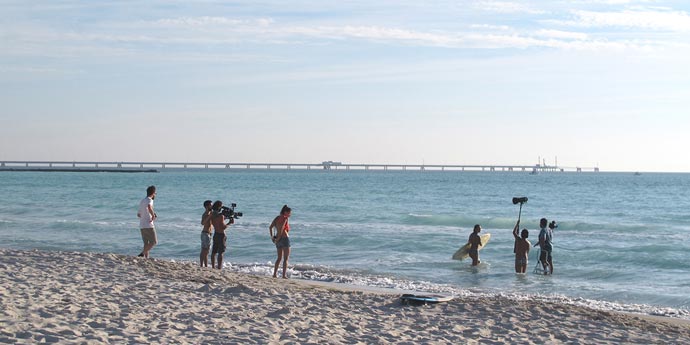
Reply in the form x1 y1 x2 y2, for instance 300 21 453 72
220 203 243 219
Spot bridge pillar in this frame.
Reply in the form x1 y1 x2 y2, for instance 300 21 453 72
225 164 230 168
95 163 99 168
49 163 53 167
117 163 122 168
246 164 251 169
140 164 143 168
205 164 208 169
365 166 369 171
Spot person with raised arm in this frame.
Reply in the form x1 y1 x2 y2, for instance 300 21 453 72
513 220 530 273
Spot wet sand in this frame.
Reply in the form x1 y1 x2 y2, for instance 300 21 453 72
1 249 689 344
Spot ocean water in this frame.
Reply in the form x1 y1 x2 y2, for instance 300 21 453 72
1 170 689 318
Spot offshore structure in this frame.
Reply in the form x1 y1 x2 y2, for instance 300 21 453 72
0 160 599 173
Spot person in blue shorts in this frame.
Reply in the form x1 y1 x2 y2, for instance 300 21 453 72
269 205 292 278
199 200 213 267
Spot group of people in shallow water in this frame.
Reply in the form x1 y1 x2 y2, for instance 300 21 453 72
137 185 555 278
136 185 293 279
466 218 556 275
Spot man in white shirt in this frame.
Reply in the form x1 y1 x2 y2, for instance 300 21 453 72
137 185 157 258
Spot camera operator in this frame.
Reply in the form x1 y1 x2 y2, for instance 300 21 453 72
210 200 234 270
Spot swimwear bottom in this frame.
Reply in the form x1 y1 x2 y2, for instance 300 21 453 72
212 233 227 254
275 236 291 249
201 232 212 249
540 250 552 263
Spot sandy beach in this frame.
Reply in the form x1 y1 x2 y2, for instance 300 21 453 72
1 249 689 344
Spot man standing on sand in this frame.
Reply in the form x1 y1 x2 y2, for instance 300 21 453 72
137 186 157 258
537 218 553 275
200 200 213 267
210 200 234 270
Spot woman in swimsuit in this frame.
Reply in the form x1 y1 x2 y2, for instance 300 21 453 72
468 224 483 266
269 205 292 278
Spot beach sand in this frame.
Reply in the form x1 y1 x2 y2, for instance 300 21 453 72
1 249 689 344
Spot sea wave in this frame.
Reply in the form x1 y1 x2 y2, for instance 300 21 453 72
401 213 688 234
225 261 690 320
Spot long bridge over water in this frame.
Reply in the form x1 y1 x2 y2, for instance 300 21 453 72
0 160 600 173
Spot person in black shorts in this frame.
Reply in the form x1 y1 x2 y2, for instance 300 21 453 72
468 224 483 266
210 200 233 270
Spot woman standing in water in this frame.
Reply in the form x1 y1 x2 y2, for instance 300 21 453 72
468 224 483 266
269 205 292 278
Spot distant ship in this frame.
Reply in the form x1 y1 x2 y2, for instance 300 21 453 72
634 172 642 176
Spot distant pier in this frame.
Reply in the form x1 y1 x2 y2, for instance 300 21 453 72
0 160 600 173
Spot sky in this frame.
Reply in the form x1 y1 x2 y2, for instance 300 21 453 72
1 1 689 172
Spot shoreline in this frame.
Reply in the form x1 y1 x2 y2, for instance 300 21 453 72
2 249 690 343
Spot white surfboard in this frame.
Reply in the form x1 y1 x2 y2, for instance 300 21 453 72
452 233 491 260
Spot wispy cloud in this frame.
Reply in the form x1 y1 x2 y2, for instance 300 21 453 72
554 9 690 31
473 0 546 14
534 29 589 40
0 15 671 61
151 16 274 27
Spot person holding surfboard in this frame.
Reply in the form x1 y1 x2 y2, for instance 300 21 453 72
468 224 483 266
512 220 530 273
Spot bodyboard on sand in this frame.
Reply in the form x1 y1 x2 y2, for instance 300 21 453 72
452 233 491 260
401 293 453 305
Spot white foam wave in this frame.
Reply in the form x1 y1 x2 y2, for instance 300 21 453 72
224 261 690 320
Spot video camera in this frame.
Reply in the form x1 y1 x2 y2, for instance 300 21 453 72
220 203 243 219
512 197 528 205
